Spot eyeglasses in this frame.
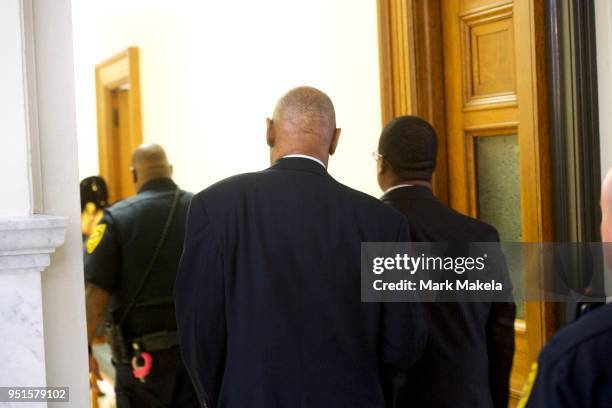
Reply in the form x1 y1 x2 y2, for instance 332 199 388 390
371 151 383 161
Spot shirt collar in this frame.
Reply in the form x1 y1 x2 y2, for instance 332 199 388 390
384 183 414 194
138 177 177 193
282 154 326 169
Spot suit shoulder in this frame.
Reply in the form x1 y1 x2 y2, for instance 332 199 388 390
539 303 612 366
336 182 407 224
444 205 499 241
194 171 261 199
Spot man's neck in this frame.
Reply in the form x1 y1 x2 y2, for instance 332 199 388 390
383 179 432 192
136 176 173 192
281 154 326 169
273 149 329 168
402 179 432 189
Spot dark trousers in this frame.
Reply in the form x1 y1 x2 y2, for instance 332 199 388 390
114 347 199 408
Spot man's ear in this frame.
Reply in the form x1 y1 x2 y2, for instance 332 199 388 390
266 118 275 147
377 157 387 176
131 167 138 184
169 164 174 177
328 128 341 156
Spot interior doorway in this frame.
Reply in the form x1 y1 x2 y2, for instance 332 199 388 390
378 1 554 405
95 47 142 204
440 1 552 404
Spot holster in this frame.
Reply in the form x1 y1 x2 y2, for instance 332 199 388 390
106 321 131 364
106 319 179 365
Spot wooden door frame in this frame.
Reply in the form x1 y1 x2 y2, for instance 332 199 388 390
95 47 142 203
512 0 557 354
377 0 449 203
377 1 558 401
377 0 556 333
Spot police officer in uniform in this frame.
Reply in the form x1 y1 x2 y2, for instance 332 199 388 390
519 168 612 408
84 143 198 407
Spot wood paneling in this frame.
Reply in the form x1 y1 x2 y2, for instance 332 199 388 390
377 0 449 203
509 321 529 403
461 4 517 108
378 0 416 124
379 0 556 405
444 1 554 402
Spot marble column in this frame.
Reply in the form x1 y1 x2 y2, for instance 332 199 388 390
0 216 67 408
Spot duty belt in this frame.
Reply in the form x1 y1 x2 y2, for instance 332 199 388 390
131 330 179 352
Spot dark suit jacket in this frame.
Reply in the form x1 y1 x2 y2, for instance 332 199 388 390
381 186 516 408
175 157 428 408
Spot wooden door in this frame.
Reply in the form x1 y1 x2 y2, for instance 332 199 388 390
108 88 135 201
441 0 553 404
95 47 142 204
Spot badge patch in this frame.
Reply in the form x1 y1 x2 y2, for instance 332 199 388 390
87 224 107 254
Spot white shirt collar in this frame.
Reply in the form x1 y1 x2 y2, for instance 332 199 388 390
384 183 414 194
282 154 326 169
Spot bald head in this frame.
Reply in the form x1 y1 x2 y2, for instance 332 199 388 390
131 143 173 190
267 86 341 167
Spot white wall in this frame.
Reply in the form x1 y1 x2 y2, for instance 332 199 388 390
72 0 383 197
596 0 612 176
0 0 32 215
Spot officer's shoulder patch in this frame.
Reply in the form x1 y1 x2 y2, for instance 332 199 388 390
86 224 107 254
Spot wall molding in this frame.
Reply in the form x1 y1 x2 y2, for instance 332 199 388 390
19 0 44 213
0 215 68 275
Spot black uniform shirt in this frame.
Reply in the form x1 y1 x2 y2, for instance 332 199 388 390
84 177 193 338
521 302 612 408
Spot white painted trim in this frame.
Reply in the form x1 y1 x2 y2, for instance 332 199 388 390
19 0 44 213
0 215 68 275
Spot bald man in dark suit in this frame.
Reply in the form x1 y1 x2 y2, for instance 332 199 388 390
175 88 427 408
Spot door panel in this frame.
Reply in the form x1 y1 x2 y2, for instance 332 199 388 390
115 89 135 200
106 88 135 202
461 3 517 109
442 0 552 403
